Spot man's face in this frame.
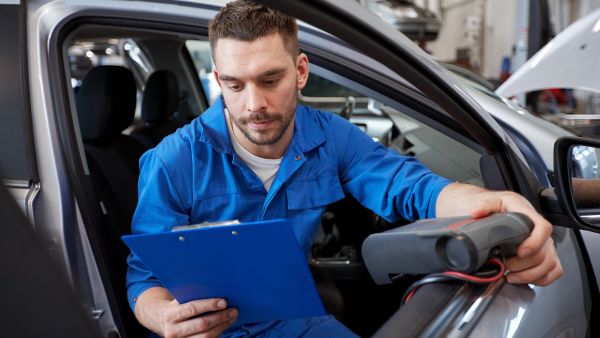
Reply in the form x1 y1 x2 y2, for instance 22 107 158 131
213 33 308 149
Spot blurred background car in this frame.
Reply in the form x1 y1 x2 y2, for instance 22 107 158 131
497 7 600 139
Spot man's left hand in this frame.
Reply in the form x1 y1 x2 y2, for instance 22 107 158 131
470 191 563 286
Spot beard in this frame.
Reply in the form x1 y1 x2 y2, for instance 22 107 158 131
230 109 294 146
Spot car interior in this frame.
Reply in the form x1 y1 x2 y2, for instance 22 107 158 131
61 21 488 337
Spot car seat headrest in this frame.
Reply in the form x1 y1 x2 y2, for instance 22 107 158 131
76 65 137 143
141 70 180 124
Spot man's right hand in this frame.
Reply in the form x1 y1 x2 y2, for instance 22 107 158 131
134 287 238 338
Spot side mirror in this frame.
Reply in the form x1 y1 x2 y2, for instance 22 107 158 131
554 136 600 232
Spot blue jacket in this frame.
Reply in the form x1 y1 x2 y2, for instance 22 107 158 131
126 98 451 309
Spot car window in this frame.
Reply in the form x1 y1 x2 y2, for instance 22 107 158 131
67 39 152 121
302 74 363 98
186 40 221 106
300 70 484 187
67 29 208 131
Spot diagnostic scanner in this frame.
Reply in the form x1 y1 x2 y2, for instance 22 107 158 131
362 212 533 285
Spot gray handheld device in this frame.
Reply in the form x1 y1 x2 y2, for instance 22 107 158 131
361 212 533 285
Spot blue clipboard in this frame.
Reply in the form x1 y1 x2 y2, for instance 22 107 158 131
122 219 325 325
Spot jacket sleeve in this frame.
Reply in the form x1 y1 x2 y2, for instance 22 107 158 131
334 115 451 222
125 149 190 311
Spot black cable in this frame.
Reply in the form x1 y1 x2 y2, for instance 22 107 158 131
401 275 457 304
401 258 505 304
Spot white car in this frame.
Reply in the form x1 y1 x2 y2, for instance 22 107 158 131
497 7 600 136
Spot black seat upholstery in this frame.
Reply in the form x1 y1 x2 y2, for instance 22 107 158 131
130 70 184 148
76 65 148 337
78 66 146 233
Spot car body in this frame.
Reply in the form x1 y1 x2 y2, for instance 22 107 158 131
497 6 600 138
1 0 596 337
496 6 600 318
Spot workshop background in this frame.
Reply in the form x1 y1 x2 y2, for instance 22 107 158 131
360 0 600 124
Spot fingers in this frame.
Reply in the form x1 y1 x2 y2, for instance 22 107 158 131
465 191 563 287
469 195 503 219
516 213 553 258
505 240 563 286
160 298 238 338
167 298 226 323
469 192 552 258
173 308 238 338
531 262 564 286
505 246 545 273
186 316 238 338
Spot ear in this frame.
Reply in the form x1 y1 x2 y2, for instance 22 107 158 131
213 69 222 88
296 53 309 90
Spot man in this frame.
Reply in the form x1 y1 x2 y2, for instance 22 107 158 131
126 1 563 337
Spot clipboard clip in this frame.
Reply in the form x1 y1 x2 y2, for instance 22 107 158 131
172 220 240 231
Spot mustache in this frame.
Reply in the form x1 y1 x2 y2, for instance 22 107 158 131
238 112 283 124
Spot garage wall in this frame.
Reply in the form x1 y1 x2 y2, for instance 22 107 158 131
419 0 517 79
578 0 600 16
419 0 599 80
549 0 600 31
481 1 518 79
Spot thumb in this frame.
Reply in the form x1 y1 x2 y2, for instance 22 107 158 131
470 195 503 219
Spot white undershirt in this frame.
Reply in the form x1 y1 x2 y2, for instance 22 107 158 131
227 109 282 191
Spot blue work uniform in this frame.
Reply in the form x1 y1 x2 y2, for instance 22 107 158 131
126 98 451 336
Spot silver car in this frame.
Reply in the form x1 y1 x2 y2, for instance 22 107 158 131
2 0 597 337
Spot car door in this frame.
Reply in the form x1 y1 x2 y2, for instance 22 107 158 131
301 23 590 338
27 2 220 337
260 0 592 337
0 1 101 337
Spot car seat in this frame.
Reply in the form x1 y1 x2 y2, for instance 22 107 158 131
76 65 149 337
130 69 185 148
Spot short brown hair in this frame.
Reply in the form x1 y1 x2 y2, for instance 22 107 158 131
208 0 299 60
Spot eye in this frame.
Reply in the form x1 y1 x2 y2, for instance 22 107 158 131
262 78 278 87
227 83 243 92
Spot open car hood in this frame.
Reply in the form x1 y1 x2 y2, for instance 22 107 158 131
496 7 600 97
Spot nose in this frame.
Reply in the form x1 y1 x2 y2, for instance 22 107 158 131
246 84 267 113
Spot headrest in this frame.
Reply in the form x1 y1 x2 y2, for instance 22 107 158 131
141 70 180 123
76 66 137 143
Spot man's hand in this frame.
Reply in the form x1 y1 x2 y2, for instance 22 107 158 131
134 287 238 338
437 183 563 286
470 190 563 286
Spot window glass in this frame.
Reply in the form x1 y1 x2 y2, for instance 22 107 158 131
302 74 362 98
68 39 151 87
300 70 483 186
186 40 221 105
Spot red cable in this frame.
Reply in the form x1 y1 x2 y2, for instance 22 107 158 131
402 258 505 305
404 287 418 303
442 257 505 283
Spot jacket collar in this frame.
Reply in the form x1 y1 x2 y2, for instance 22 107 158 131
197 97 326 155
